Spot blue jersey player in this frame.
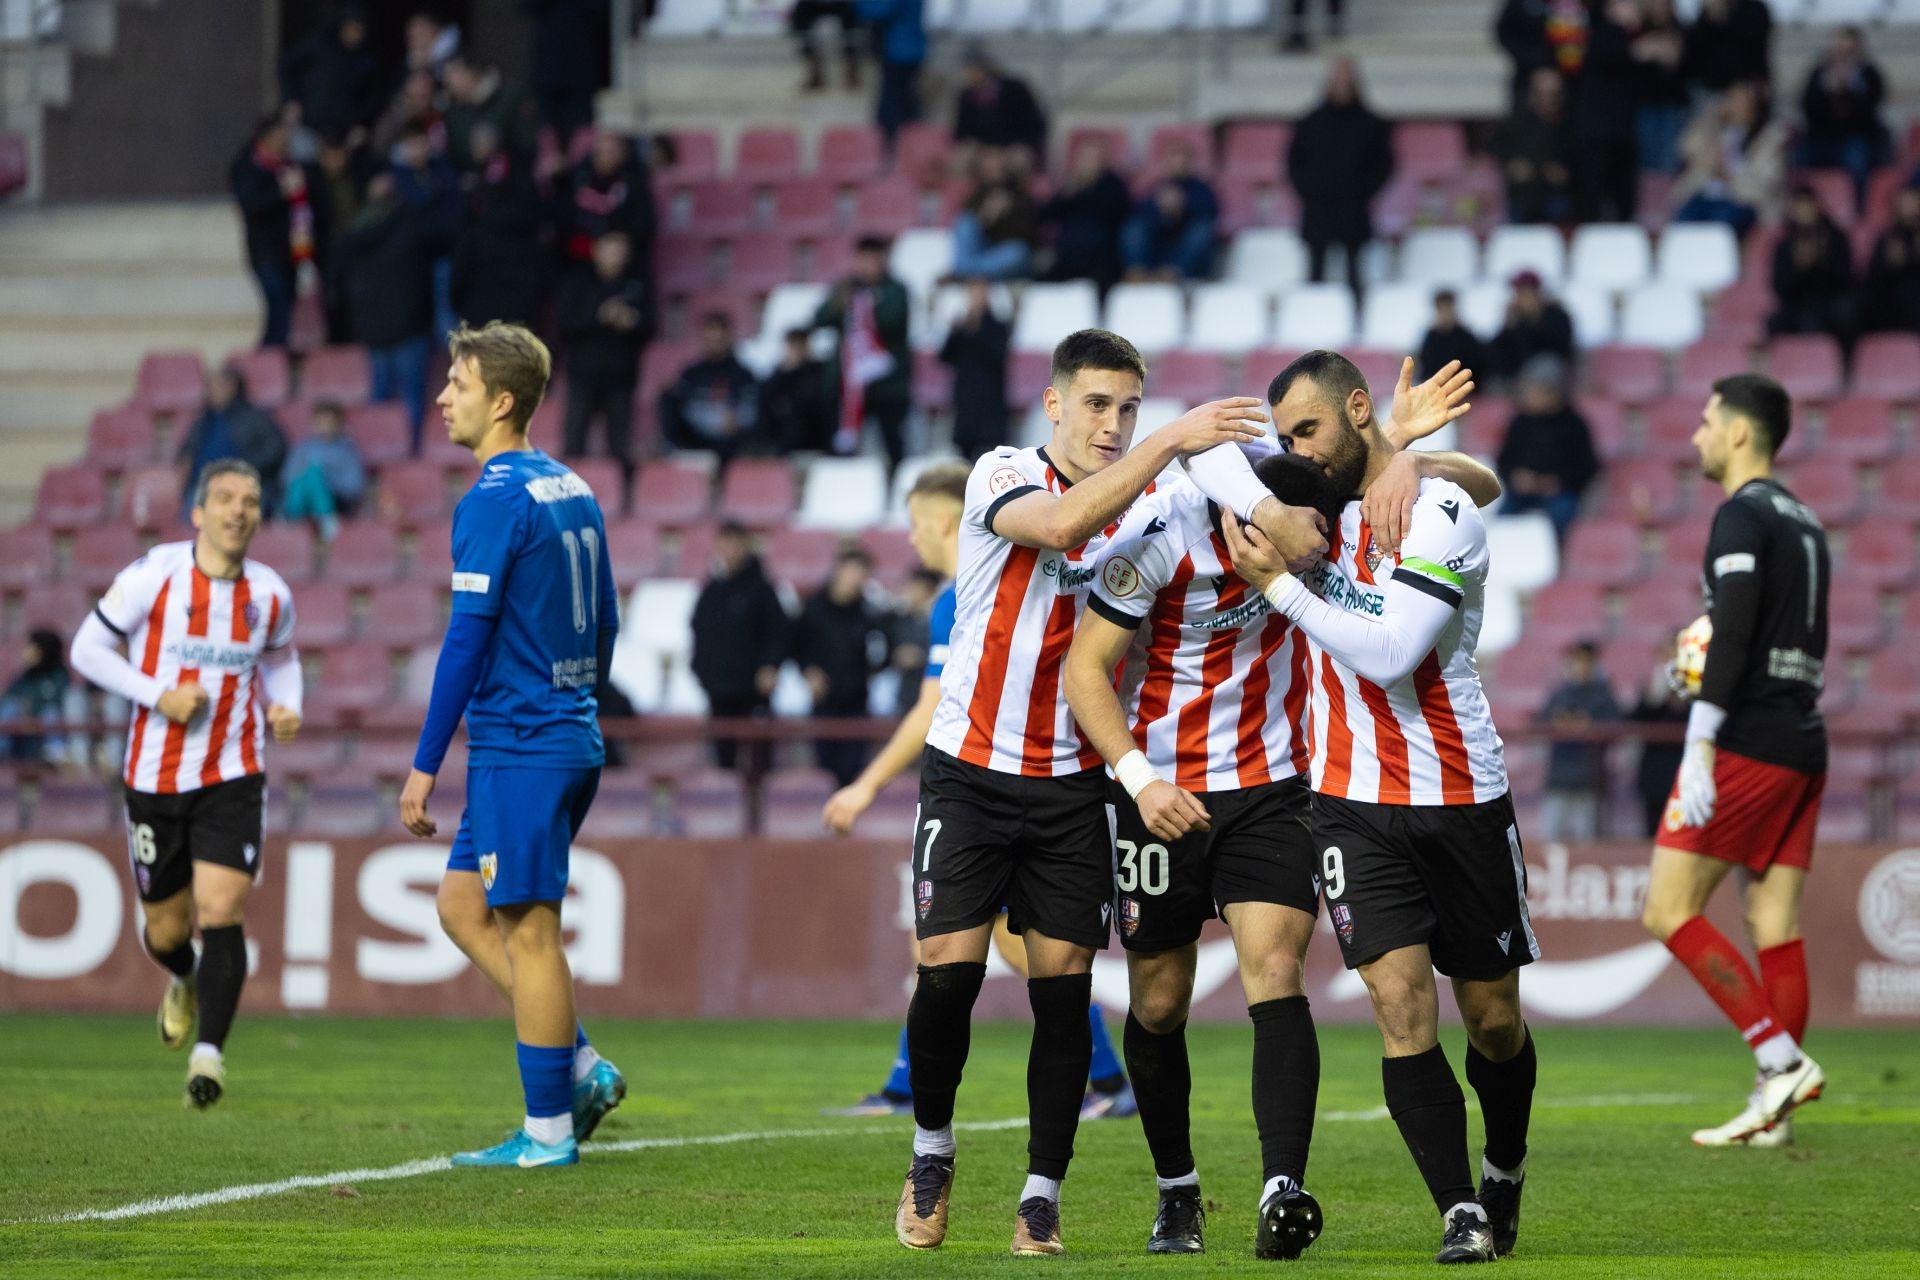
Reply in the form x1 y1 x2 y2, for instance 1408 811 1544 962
400 322 624 1169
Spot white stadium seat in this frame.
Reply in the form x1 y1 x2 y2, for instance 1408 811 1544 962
1225 228 1309 292
627 580 700 660
1012 281 1100 352
1102 282 1187 354
796 457 889 531
1568 223 1652 293
1397 227 1481 288
1619 283 1705 348
1275 283 1357 348
659 661 708 715
1485 513 1559 596
1484 225 1566 289
1560 283 1619 348
1655 223 1740 293
1476 583 1523 655
757 282 828 342
1359 282 1433 353
887 456 950 525
1020 402 1055 448
953 0 1038 31
1456 282 1509 340
889 228 954 302
1186 282 1275 353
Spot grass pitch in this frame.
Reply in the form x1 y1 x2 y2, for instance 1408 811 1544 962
2 1014 1917 1278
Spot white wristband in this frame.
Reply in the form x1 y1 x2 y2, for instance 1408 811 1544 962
1114 749 1161 800
1261 572 1298 610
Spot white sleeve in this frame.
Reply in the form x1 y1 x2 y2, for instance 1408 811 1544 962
1086 493 1185 629
259 644 304 713
1178 437 1285 524
69 610 166 708
1270 574 1458 687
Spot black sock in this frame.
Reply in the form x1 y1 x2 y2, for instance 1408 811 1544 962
194 925 248 1050
1250 996 1319 1185
1465 1027 1537 1174
905 962 985 1132
1026 973 1093 1180
1382 1045 1475 1214
1123 1011 1194 1180
143 928 195 978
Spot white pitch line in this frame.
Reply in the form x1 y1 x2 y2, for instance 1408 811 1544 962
29 1092 1721 1225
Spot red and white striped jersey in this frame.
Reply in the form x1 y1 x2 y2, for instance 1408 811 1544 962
1087 478 1310 792
94 541 297 795
927 446 1140 777
1301 479 1508 805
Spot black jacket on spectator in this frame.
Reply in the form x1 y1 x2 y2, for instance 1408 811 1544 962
760 358 835 453
1494 303 1575 379
445 75 539 170
450 157 550 330
1629 689 1689 837
563 152 656 263
1418 323 1488 383
332 202 438 347
231 148 323 280
1858 221 1920 334
1493 102 1575 224
1628 9 1690 113
178 397 289 505
792 590 889 717
941 308 1012 460
1041 169 1131 287
690 558 789 704
1567 9 1638 220
1801 59 1885 145
555 267 652 384
954 72 1048 156
1495 0 1570 102
279 24 380 137
1681 0 1772 95
1497 406 1599 500
660 352 763 449
521 0 611 128
1539 676 1620 791
813 278 914 415
1287 99 1393 250
1769 215 1854 337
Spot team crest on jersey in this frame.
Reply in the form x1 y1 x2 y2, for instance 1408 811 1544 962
1102 556 1141 598
479 852 498 891
1119 896 1141 937
243 602 262 629
1363 535 1387 574
1332 902 1354 944
988 466 1026 496
916 879 935 919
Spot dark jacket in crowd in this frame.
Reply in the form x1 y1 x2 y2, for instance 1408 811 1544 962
231 147 324 280
1494 99 1575 217
1801 57 1886 145
390 155 464 243
940 307 1012 459
179 396 289 505
660 351 763 449
690 557 789 704
1539 675 1621 791
1418 322 1488 383
1629 687 1689 837
1287 98 1393 249
1567 7 1636 145
1858 221 1920 334
1495 0 1573 100
953 71 1048 155
563 151 656 263
450 155 550 330
964 177 1039 248
1628 8 1690 113
1041 168 1131 286
1769 214 1854 335
792 589 890 716
521 0 612 106
1494 302 1575 378
1681 0 1772 94
332 201 438 347
555 267 652 384
813 277 913 416
760 357 835 453
445 74 539 171
1497 405 1600 499
279 22 380 137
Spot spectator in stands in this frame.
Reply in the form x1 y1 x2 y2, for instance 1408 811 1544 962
1535 640 1620 840
1039 137 1130 288
1669 79 1788 235
1798 26 1889 203
279 402 368 541
815 235 914 467
794 549 891 787
450 121 549 332
1567 1 1639 223
790 1 865 92
659 312 765 459
443 53 535 171
333 171 439 450
1626 0 1690 174
1417 289 1488 383
885 568 942 716
1287 55 1392 296
178 367 288 521
523 0 610 142
1495 354 1596 542
314 133 365 343
404 11 461 81
1858 187 1920 335
952 44 1048 176
391 123 464 342
279 5 379 139
1768 185 1855 342
950 146 1038 281
372 70 446 162
856 0 927 154
940 278 1012 461
760 328 836 453
1681 0 1772 97
562 129 657 269
1121 142 1220 283
1627 654 1689 838
1495 67 1577 224
1493 270 1575 379
557 231 652 490
691 522 790 774
1282 0 1345 53
1494 0 1588 108
2 628 69 768
231 115 321 348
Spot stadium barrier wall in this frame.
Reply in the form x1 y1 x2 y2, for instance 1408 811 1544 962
3 836 1918 1026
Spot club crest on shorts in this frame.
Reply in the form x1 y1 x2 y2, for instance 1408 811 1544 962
479 852 498 891
916 879 934 919
1119 896 1141 937
1332 902 1354 944
1664 796 1686 832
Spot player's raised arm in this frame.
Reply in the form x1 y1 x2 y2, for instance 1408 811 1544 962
1180 441 1332 571
1364 357 1499 552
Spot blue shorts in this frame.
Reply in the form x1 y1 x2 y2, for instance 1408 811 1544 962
446 765 601 906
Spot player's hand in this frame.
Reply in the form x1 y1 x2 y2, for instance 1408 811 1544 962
400 768 439 838
822 780 875 835
1675 740 1717 828
1250 500 1330 574
1362 449 1425 557
266 703 302 743
155 682 209 725
1222 514 1292 592
1137 780 1209 841
1162 397 1269 457
1383 357 1473 449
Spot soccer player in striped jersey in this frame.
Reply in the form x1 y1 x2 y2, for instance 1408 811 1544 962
892 330 1329 1256
1221 350 1537 1265
68 460 303 1108
1065 357 1495 1259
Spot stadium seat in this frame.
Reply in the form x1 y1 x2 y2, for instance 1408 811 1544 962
771 178 841 239
817 124 884 183
1224 228 1309 292
1766 334 1845 402
1559 518 1645 586
1800 168 1857 228
1012 282 1100 352
362 583 445 650
848 179 926 239
762 528 843 591
1484 225 1566 288
15 582 92 635
264 736 348 782
1654 223 1741 293
1577 396 1633 459
376 461 454 526
627 579 701 661
1102 282 1186 354
1781 457 1864 525
1221 121 1290 181
1828 584 1888 653
716 458 797 526
1478 582 1523 654
1850 332 1920 399
1485 514 1559 594
1008 350 1053 406
892 121 953 185
656 232 717 292
1877 456 1920 524
796 456 888 531
1453 394 1512 457
657 127 719 184
290 580 353 650
1275 284 1356 348
1524 580 1613 645
119 465 182 533
246 523 317 583
84 404 159 471
0 525 56 594
1062 124 1133 172
322 521 402 588
1621 577 1705 644
1392 121 1467 184
1454 282 1510 343
1569 223 1652 292
1586 345 1666 405
734 127 800 184
912 348 955 415
1396 227 1479 288
567 457 627 513
1358 282 1430 353
633 460 715 527
301 346 373 405
227 347 291 409
1618 284 1705 348
603 520 665 590
134 351 207 414
345 403 413 467
1597 457 1688 523
1837 522 1918 590
689 179 760 238
1185 282 1275 354
860 525 920 583
1345 349 1404 400
69 525 144 594
888 227 954 301
916 280 1014 352
1819 397 1899 463
1147 350 1233 405
1673 337 1751 401
34 464 107 530
312 642 396 715
1561 284 1618 347
726 235 800 295
757 282 830 342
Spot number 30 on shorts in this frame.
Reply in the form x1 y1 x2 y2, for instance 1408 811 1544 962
1115 839 1169 895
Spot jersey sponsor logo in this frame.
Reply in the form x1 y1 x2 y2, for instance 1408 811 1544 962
1713 551 1757 577
551 656 599 690
525 473 595 504
164 640 258 673
1102 556 1142 598
987 466 1026 496
479 852 498 891
451 572 491 594
1044 559 1096 589
1305 564 1384 617
1191 595 1273 631
1439 499 1461 523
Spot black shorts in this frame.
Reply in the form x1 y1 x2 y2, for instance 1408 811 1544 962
1113 774 1319 953
1312 790 1539 980
123 774 267 903
913 747 1112 951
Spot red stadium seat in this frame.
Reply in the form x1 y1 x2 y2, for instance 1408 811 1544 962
1800 168 1857 227
70 526 143 594
604 520 664 590
1653 514 1711 570
689 180 759 238
86 405 158 470
16 582 92 634
245 523 317 583
1221 121 1289 181
1393 121 1467 184
263 735 348 781
1346 350 1403 401
1575 397 1633 459
670 521 718 577
1587 345 1666 405
1779 458 1863 526
275 400 314 442
1765 335 1845 402
1560 519 1645 586
290 580 354 650
1641 394 1705 463
120 465 182 533
1062 125 1132 173
376 461 454 526
1675 337 1751 401
323 521 403 587
762 528 842 593
658 128 719 184
1838 522 1917 590
1818 397 1898 464
0 525 56 594
817 125 884 183
1009 351 1052 406
1455 396 1513 458
1524 581 1613 645
1850 333 1920 400
1864 644 1920 719
1147 351 1232 406
858 526 918 588
1599 635 1671 694
134 351 207 414
411 519 455 582
1596 458 1688 524
1828 584 1888 653
565 457 627 513
716 458 797 526
1620 577 1704 643
345 403 413 467
362 583 445 650
1144 123 1215 179
734 127 800 184
773 177 842 239
656 233 718 294
892 122 952 186
912 350 955 416
226 347 290 409
301 346 373 405
311 642 396 716
725 235 800 294
853 178 923 235
633 460 713 526
1876 456 1920 524
35 464 107 530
